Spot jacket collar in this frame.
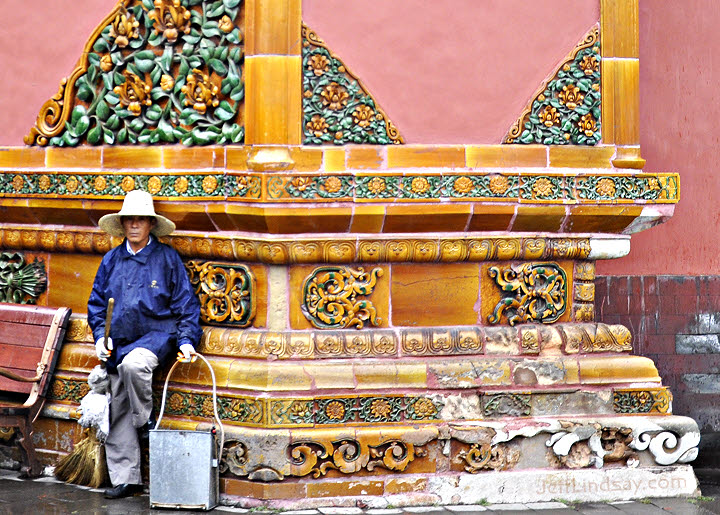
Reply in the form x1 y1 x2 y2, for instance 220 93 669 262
120 237 156 264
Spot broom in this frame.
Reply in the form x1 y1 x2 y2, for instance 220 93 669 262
55 298 114 488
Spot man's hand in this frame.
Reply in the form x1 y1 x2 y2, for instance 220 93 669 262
95 337 113 361
177 343 197 363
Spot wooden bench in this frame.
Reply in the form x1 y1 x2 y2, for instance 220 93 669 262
0 303 71 477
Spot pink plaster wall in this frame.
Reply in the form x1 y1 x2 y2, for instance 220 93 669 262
0 1 116 146
303 0 599 144
0 1 716 276
597 0 720 276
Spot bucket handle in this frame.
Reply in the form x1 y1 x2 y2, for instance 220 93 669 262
155 351 225 461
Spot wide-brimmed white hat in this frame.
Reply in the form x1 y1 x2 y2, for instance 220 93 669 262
98 190 176 237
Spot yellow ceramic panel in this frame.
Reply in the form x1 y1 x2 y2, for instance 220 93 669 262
601 0 639 58
350 205 385 233
205 202 239 231
156 202 215 232
252 265 268 328
347 147 384 169
548 146 615 168
245 0 301 56
224 205 269 233
387 145 465 169
289 147 323 171
55 343 97 373
391 263 480 327
309 363 356 389
578 356 661 384
512 206 566 232
467 205 515 232
29 199 96 226
45 147 101 168
323 148 346 172
102 147 162 169
354 362 428 390
612 59 640 146
226 146 250 171
162 147 215 169
384 204 471 232
264 207 352 234
244 56 302 145
47 254 102 315
466 145 547 168
600 59 616 145
0 147 45 168
307 481 384 498
386 478 430 495
289 264 390 330
565 205 642 233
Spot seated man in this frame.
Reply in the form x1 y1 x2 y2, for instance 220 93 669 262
87 190 201 499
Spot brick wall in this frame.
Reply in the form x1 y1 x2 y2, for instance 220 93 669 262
596 275 720 465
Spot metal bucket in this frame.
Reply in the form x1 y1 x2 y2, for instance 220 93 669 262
149 353 224 510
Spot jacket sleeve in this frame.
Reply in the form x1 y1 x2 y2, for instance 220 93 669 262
168 250 202 349
87 256 110 342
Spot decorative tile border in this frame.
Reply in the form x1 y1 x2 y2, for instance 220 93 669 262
0 171 678 203
186 261 256 327
0 228 593 263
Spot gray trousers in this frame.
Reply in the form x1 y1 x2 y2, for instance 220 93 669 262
105 347 158 486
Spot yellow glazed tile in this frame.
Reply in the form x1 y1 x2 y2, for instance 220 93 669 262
224 205 269 233
245 0 301 56
288 147 323 171
47 254 102 315
512 206 566 232
548 146 615 168
385 477 429 495
386 145 465 169
308 363 356 389
391 263 479 327
350 205 385 233
162 147 215 169
0 147 45 168
562 358 580 384
245 56 302 145
45 147 101 168
468 204 515 232
612 59 640 146
323 148 346 172
347 147 384 169
601 0 639 58
613 147 645 170
578 356 660 384
384 204 471 233
263 207 352 234
29 198 95 226
428 360 511 387
103 146 162 169
601 59 616 145
226 146 250 171
565 205 642 233
308 481 384 498
55 343 97 373
354 362 428 390
466 145 547 168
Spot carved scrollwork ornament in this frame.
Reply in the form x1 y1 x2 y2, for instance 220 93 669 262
302 266 383 329
488 263 567 325
186 261 256 327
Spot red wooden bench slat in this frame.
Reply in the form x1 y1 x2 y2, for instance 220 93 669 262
0 303 61 325
0 369 34 394
0 324 52 349
0 343 43 372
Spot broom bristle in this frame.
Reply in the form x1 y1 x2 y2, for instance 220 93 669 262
55 428 108 488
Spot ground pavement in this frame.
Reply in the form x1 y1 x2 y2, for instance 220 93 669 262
2 468 720 514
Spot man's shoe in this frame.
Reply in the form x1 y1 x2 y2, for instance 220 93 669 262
104 483 143 499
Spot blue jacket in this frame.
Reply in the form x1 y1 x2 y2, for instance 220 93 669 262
87 238 201 370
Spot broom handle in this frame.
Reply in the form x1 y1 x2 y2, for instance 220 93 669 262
102 298 114 366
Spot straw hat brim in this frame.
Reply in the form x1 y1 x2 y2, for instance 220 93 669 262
98 213 176 238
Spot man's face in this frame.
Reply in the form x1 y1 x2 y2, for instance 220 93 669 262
121 216 155 250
